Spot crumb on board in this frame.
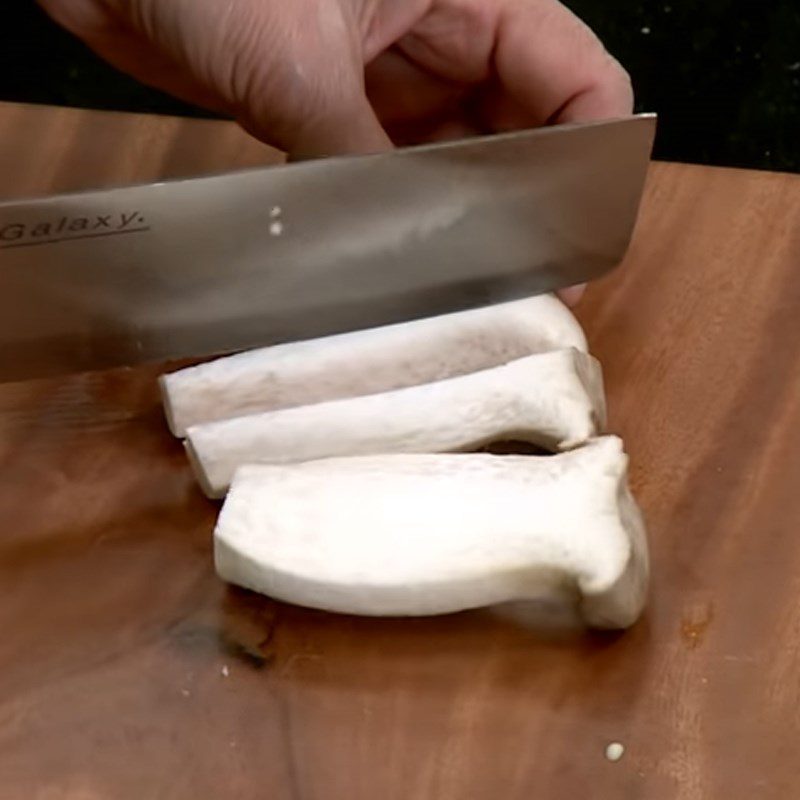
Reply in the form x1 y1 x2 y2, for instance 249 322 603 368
605 742 625 762
221 664 230 678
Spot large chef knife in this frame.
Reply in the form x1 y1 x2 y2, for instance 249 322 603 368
0 113 655 382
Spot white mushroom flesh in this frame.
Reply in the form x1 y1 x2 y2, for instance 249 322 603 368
186 348 606 498
160 294 586 436
214 437 649 629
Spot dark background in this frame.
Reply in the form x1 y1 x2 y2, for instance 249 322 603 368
1 1 798 172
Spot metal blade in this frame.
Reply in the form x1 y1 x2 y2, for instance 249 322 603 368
0 114 655 382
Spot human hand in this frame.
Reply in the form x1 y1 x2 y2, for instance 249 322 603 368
39 0 632 159
40 0 631 305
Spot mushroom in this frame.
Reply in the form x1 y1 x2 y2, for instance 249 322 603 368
214 436 649 629
160 294 586 436
186 348 605 498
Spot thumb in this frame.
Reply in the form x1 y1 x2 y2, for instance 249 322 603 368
239 90 393 161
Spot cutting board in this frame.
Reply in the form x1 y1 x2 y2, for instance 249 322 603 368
2 102 799 800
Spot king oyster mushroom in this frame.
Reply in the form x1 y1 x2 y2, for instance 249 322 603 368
160 294 586 436
186 348 605 498
214 437 648 629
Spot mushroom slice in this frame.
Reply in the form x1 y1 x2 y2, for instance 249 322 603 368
186 348 605 498
161 294 586 436
214 437 648 629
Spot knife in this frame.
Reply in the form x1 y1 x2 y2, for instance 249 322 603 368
0 113 655 382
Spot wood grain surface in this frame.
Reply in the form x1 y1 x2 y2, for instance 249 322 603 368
1 101 799 800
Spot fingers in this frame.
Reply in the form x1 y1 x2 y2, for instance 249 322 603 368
551 59 634 125
41 0 630 158
38 0 232 112
236 64 394 159
212 0 393 158
365 48 472 145
77 31 229 114
215 1 394 159
42 0 391 159
37 0 107 35
366 0 632 142
257 95 393 161
557 284 586 306
489 0 633 128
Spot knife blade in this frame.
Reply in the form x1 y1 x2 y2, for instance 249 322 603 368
0 113 655 382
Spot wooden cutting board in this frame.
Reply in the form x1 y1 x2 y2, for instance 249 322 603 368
1 101 799 800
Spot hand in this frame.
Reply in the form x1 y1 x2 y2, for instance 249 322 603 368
40 0 630 305
39 0 632 159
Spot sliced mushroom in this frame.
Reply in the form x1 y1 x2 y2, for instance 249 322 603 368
186 348 605 498
214 436 649 629
161 294 586 436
